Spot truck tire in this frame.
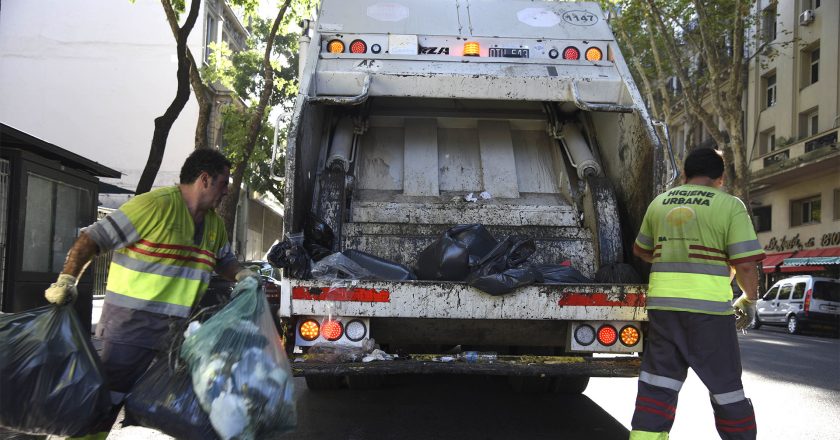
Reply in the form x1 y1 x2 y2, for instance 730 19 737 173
551 376 590 394
305 375 344 391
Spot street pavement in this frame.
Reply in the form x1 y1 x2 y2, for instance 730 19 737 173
99 324 839 439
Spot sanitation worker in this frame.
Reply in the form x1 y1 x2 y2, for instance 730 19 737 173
43 148 257 439
629 147 764 440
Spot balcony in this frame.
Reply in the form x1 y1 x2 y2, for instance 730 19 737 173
750 127 840 190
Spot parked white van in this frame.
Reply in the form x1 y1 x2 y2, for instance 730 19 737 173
753 276 840 335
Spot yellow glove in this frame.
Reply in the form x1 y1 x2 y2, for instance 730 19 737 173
235 268 258 282
733 294 756 331
45 274 78 305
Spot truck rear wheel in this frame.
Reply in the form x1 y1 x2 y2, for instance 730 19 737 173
305 375 344 391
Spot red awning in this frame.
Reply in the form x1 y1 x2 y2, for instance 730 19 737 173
762 252 795 273
780 265 827 273
789 247 840 258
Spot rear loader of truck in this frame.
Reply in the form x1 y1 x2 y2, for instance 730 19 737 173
276 0 674 391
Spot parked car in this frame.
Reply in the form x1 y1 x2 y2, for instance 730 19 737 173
752 276 840 335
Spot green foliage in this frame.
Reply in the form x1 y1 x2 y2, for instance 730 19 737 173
220 106 287 200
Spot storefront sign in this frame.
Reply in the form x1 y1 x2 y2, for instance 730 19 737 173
764 233 815 252
821 232 840 247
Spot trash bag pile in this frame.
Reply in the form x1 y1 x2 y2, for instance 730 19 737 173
181 278 296 440
0 305 111 437
124 355 219 440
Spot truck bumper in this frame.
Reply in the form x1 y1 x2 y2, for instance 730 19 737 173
291 355 641 378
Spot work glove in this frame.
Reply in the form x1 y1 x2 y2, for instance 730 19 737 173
44 274 78 305
231 268 260 298
733 294 756 331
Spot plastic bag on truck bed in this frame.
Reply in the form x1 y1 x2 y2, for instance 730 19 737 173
0 305 111 436
315 250 416 281
416 224 498 281
267 234 311 279
124 355 219 440
181 278 296 440
304 214 335 261
533 263 592 284
466 236 543 295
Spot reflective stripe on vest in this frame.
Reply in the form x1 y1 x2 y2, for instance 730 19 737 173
637 233 654 248
651 262 730 277
112 253 211 283
104 291 192 318
639 371 684 392
646 297 733 314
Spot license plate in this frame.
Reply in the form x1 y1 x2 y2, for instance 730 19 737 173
489 48 529 58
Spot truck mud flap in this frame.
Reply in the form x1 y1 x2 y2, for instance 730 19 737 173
291 355 640 378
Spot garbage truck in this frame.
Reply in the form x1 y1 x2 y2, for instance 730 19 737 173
275 0 676 391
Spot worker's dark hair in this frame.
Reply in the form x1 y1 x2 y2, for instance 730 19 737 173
180 148 232 184
684 147 724 180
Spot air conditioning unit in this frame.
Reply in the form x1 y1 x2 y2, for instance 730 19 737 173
800 9 815 26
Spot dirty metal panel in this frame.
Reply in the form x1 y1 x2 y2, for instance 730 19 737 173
512 129 561 193
403 118 439 196
349 199 578 227
317 0 463 37
357 126 405 191
477 120 520 198
287 280 647 321
437 127 483 192
466 0 615 41
314 59 628 103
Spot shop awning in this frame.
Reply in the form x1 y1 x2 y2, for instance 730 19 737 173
762 252 795 273
780 265 826 273
781 247 840 267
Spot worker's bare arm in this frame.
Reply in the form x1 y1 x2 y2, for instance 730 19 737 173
60 233 100 278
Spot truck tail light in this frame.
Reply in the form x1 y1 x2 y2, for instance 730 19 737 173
299 319 320 341
327 39 345 53
597 324 617 346
321 319 344 341
350 39 367 54
619 325 640 346
345 319 367 341
585 47 602 61
563 46 580 60
804 289 812 316
464 41 480 56
574 324 596 346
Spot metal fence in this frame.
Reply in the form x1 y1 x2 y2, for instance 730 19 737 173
91 207 114 297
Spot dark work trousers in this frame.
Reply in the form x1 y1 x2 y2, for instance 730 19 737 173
631 310 757 440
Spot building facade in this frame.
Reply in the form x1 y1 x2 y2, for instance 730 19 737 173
0 0 283 259
746 0 840 285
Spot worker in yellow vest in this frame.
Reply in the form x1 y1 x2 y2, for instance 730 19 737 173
629 148 764 440
44 148 257 439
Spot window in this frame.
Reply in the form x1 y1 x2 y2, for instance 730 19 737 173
764 74 776 108
778 284 792 301
762 286 779 301
760 128 776 155
834 189 840 220
814 281 840 302
22 173 91 272
799 109 819 138
790 195 821 226
792 283 806 300
762 5 777 42
204 14 218 63
753 206 772 232
809 47 820 85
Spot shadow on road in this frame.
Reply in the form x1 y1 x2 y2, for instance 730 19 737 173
740 327 840 391
280 374 629 440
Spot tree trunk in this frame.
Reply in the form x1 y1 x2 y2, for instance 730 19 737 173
218 0 292 238
136 0 202 194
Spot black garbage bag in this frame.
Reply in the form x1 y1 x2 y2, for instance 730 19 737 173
267 238 311 279
304 214 335 261
467 236 543 296
343 249 417 281
124 356 219 440
0 305 111 436
416 224 498 281
594 263 642 284
311 252 376 281
534 264 592 284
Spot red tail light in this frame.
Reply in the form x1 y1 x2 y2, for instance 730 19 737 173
597 324 617 346
804 289 812 316
350 39 367 54
563 46 580 60
321 320 344 341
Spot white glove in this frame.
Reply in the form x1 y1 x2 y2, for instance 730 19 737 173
234 268 258 282
44 274 78 305
733 294 756 331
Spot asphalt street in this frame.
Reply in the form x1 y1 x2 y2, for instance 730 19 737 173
101 325 839 440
